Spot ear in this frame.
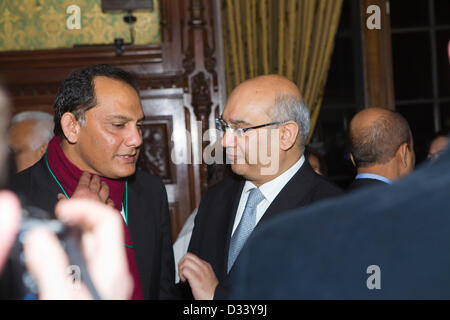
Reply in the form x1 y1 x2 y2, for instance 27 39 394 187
279 121 299 151
397 142 409 168
38 143 47 157
350 153 356 167
60 112 81 144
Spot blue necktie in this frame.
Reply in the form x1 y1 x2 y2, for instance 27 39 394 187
227 187 265 273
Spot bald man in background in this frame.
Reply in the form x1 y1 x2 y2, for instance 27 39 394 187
8 111 54 172
347 108 415 192
177 75 342 300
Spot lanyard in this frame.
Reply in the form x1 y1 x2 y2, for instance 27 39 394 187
44 151 129 225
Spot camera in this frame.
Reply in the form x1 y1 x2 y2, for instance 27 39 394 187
0 205 100 299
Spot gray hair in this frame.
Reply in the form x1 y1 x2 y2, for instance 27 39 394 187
269 94 310 150
11 111 54 151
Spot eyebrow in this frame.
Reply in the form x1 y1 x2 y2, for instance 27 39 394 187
106 114 145 122
222 117 252 126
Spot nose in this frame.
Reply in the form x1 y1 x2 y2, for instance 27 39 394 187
125 124 143 148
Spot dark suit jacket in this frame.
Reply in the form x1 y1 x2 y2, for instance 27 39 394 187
231 146 450 299
347 177 388 192
184 160 342 299
10 157 175 300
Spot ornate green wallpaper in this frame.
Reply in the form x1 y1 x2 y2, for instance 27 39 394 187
0 0 160 51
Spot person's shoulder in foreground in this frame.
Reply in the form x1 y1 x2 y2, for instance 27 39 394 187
231 144 450 299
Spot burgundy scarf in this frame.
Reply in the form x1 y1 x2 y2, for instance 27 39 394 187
46 136 144 300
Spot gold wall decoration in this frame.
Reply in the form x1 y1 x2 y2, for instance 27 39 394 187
0 0 161 51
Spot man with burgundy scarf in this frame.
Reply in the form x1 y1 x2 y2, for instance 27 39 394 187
11 64 175 299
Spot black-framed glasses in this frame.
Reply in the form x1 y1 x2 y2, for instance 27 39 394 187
215 117 287 137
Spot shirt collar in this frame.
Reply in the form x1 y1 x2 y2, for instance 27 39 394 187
243 155 305 203
355 173 394 185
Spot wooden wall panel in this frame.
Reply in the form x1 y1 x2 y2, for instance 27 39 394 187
0 0 226 242
360 0 396 110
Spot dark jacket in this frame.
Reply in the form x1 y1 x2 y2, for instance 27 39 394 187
347 177 388 192
10 157 175 300
182 160 343 299
231 147 450 299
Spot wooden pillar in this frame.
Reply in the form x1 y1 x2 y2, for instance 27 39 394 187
360 0 395 110
178 0 225 198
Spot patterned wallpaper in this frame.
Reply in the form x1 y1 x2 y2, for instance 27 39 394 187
0 0 160 51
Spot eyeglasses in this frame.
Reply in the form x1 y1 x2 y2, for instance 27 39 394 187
215 117 287 137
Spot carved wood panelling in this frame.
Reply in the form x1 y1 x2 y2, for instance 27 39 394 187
137 116 175 184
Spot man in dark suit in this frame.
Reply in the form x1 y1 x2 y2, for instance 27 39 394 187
10 65 175 299
347 108 415 192
177 75 342 299
231 140 450 299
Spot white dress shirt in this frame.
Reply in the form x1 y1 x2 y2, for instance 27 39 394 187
173 207 197 283
231 155 305 235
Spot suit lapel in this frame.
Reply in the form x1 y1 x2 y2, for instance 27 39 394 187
257 160 316 228
125 175 154 296
222 178 245 274
126 178 138 242
227 163 316 275
126 175 150 260
35 157 65 216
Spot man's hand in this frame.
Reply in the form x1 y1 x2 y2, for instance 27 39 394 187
178 252 219 300
24 199 133 300
58 172 114 208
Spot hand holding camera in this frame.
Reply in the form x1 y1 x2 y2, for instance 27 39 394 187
0 193 133 300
